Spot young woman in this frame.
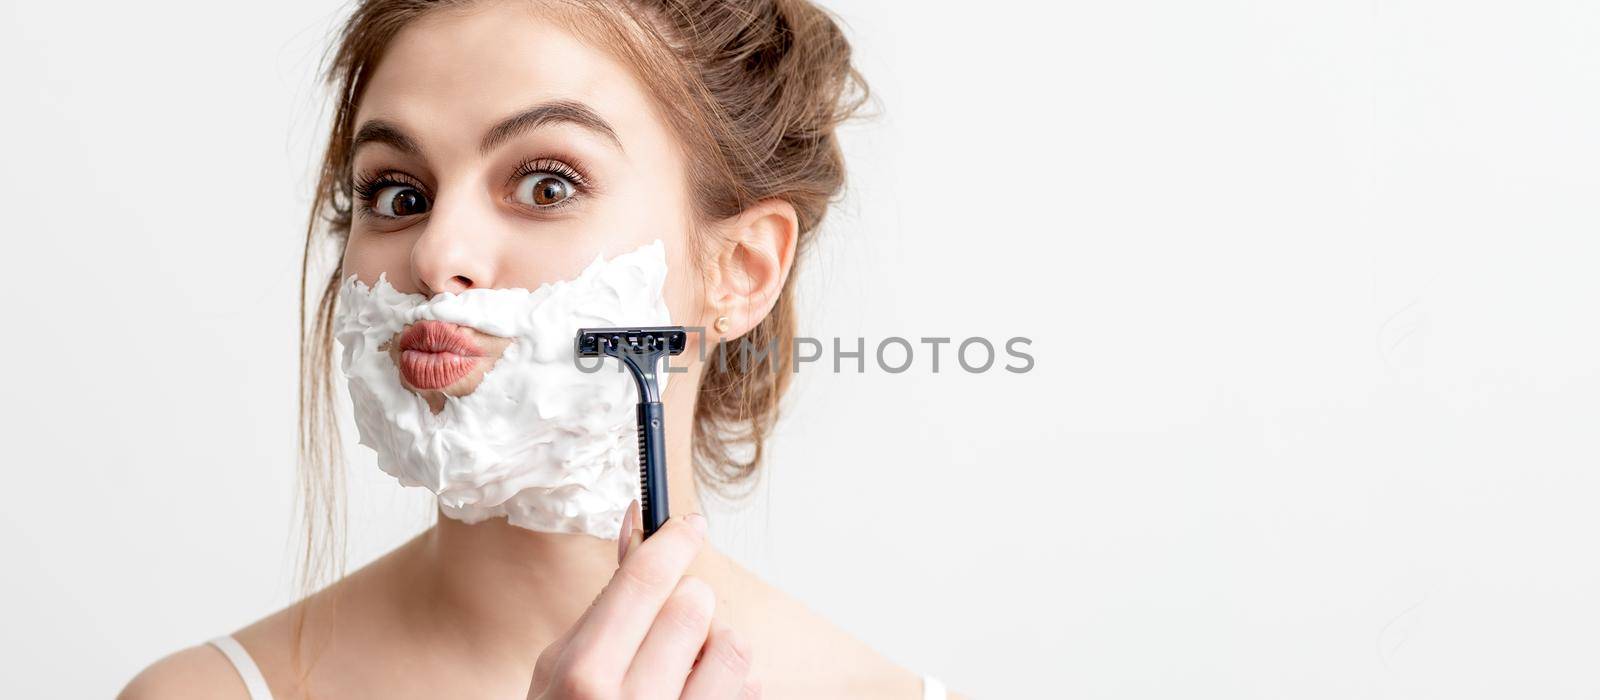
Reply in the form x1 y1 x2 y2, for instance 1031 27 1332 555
120 0 959 698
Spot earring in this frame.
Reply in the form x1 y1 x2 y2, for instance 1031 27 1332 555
714 316 731 333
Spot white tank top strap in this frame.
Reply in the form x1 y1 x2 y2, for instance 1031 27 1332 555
207 635 274 700
921 674 948 700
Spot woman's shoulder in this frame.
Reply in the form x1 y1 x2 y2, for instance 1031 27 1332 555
118 600 313 700
119 549 404 700
728 566 961 698
117 642 251 700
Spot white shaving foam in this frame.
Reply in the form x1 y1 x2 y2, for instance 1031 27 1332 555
333 239 671 539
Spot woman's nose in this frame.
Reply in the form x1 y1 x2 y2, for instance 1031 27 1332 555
410 189 501 296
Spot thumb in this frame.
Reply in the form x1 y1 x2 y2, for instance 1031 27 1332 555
534 501 642 696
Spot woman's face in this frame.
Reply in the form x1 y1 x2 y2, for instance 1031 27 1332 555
340 2 703 400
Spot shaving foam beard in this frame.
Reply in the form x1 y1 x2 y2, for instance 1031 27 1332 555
332 239 672 539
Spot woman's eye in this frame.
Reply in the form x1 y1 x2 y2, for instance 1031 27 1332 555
513 172 575 208
373 185 430 217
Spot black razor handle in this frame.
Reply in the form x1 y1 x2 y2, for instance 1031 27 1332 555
637 401 669 537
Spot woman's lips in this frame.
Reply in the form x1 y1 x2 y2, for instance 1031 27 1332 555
396 320 486 391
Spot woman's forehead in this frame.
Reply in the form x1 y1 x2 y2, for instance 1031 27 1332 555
352 1 661 156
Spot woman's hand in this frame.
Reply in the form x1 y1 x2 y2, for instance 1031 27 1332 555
527 505 758 699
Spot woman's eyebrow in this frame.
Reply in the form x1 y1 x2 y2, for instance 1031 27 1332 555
352 120 421 157
350 99 624 159
479 99 624 155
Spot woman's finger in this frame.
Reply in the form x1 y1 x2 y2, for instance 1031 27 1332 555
620 575 716 699
558 512 708 682
680 621 754 699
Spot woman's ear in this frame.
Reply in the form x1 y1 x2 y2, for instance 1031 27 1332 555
704 198 798 340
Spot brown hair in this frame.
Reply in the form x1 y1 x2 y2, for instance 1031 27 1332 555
294 0 871 621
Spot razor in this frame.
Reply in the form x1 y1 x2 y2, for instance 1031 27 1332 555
575 325 688 539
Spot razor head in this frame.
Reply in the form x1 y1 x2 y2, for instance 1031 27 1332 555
575 326 687 403
575 326 688 359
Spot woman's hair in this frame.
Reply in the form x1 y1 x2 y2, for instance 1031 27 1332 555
295 0 872 605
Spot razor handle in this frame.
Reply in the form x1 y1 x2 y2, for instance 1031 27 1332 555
638 401 669 537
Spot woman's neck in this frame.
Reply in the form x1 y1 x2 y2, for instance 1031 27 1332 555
388 408 715 667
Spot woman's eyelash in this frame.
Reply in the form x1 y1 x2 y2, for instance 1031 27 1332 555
508 156 595 192
352 170 426 204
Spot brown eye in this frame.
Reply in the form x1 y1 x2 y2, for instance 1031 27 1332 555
514 173 574 208
373 185 430 217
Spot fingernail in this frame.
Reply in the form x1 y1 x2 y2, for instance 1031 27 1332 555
617 499 638 564
684 512 707 536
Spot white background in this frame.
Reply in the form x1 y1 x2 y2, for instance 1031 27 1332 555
2 0 1597 697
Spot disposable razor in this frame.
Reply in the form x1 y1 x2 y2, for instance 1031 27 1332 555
574 326 688 539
